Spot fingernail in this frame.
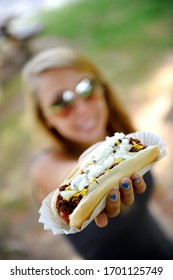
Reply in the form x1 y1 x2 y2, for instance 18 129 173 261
121 180 130 190
109 193 118 201
132 177 140 183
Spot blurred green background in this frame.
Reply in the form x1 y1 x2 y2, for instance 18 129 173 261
0 0 173 259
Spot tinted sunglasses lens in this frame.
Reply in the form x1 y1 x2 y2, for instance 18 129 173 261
63 90 75 105
75 78 94 98
50 90 75 113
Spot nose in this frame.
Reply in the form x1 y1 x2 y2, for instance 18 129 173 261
73 97 90 116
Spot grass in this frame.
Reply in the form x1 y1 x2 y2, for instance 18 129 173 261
37 0 173 87
39 0 172 44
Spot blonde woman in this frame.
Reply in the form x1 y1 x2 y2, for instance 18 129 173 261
22 47 173 259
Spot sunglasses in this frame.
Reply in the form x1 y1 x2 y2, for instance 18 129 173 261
49 78 102 115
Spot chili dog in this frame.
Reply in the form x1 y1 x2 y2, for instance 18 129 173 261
51 132 160 230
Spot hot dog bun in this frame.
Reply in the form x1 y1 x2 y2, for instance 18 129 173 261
51 133 160 230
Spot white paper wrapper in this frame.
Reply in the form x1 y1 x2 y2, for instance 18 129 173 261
39 131 166 235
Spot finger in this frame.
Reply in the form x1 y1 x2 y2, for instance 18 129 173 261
106 190 120 217
95 211 108 228
131 174 146 193
120 178 134 206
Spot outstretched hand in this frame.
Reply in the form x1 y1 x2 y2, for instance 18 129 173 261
79 142 147 228
95 174 146 227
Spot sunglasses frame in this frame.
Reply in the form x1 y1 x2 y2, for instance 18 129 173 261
49 77 102 115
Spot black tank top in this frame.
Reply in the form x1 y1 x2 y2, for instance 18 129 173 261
65 172 173 259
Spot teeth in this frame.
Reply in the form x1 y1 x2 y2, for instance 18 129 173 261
78 116 97 131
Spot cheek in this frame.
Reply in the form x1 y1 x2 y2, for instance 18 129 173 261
46 97 109 142
49 115 77 139
97 98 109 121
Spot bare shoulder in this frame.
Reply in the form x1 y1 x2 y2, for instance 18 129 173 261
30 150 77 204
31 150 61 175
31 150 74 184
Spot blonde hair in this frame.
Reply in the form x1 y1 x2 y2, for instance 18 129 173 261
22 47 135 155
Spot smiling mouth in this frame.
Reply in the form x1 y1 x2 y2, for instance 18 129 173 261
78 115 99 132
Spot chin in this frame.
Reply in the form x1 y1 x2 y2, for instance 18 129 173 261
78 129 106 146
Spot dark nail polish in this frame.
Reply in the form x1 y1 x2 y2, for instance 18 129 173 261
109 193 117 201
122 182 130 189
